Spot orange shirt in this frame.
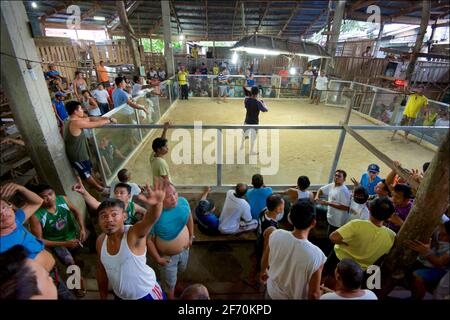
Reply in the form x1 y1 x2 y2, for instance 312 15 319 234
97 65 109 83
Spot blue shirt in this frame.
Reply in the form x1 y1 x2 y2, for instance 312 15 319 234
195 200 219 232
53 99 68 121
0 209 44 259
46 70 60 79
150 197 190 241
246 74 255 87
112 88 129 108
360 173 382 196
246 187 273 220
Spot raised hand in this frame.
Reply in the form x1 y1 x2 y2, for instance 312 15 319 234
163 121 172 129
203 186 212 193
137 177 167 206
350 177 360 186
72 176 87 195
0 183 22 199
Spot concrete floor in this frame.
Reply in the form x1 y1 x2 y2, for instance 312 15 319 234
124 98 436 187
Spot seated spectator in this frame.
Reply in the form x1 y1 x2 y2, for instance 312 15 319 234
147 67 157 79
261 200 326 299
195 187 219 236
386 184 414 233
324 197 396 289
29 184 87 297
320 259 378 300
286 175 315 204
109 168 142 199
357 164 382 196
81 90 102 117
132 76 145 97
219 183 257 234
73 178 147 226
0 245 57 300
52 92 68 133
98 137 126 176
407 220 450 300
46 64 67 86
434 109 449 127
92 83 112 115
348 186 370 221
180 283 210 300
157 67 166 81
146 183 193 300
246 174 273 220
0 183 54 272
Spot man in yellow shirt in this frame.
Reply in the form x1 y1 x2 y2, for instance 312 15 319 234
178 65 189 100
150 121 172 183
392 86 428 143
213 62 219 75
323 197 396 289
191 44 199 59
96 60 110 87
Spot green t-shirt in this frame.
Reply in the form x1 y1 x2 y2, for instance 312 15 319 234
124 201 138 225
150 152 171 182
34 196 78 242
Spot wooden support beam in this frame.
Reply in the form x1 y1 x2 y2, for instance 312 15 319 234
170 0 183 34
231 1 240 40
277 2 300 37
300 7 328 37
148 18 163 36
205 0 208 39
255 2 271 34
108 1 143 31
389 4 423 19
40 1 74 22
80 2 100 21
343 124 420 190
116 0 141 74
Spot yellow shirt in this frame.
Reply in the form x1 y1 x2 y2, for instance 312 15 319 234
178 71 188 85
213 66 219 75
334 220 396 269
192 47 199 58
150 153 171 182
403 94 428 119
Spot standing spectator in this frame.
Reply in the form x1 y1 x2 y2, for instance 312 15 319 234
92 83 112 115
261 200 326 299
73 71 88 102
29 184 87 297
146 183 194 300
63 100 116 193
52 92 69 134
315 170 351 240
178 65 189 100
386 184 414 233
200 63 208 75
194 187 219 235
348 186 370 221
325 197 396 288
132 76 145 97
246 174 273 220
218 183 258 234
245 68 255 93
361 46 372 57
157 67 166 81
81 90 102 117
147 67 157 79
300 66 313 97
310 70 328 105
212 62 219 75
320 259 378 300
191 44 199 59
285 175 315 204
112 77 149 114
217 67 229 104
150 121 172 183
357 164 382 196
96 61 110 87
109 168 142 199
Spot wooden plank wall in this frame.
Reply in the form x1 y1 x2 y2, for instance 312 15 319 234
332 57 389 81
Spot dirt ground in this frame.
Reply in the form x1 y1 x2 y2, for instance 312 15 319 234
124 98 436 186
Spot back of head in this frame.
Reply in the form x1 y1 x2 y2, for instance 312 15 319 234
297 176 310 190
353 186 369 204
133 76 139 83
251 86 259 96
369 197 395 221
180 284 210 300
289 199 315 230
65 100 81 115
266 194 283 212
393 183 413 200
0 245 40 299
117 168 130 182
251 174 264 188
336 259 365 291
235 183 248 198
115 76 124 86
152 137 168 152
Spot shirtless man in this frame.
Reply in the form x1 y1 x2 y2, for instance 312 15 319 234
73 71 88 102
146 183 194 299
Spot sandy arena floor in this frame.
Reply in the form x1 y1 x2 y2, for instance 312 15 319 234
124 98 436 186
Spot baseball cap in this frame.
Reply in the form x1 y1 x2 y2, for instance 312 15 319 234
55 91 67 97
367 164 380 173
195 199 215 215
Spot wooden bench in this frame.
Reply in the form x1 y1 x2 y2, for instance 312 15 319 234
193 223 257 244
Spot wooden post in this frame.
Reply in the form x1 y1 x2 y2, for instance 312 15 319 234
405 0 431 82
116 0 141 75
379 131 449 298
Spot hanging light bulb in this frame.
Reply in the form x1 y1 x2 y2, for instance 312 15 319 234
179 34 185 40
232 51 238 64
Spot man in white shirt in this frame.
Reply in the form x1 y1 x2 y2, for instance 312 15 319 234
310 70 328 105
219 183 257 234
315 170 351 254
260 199 326 299
300 66 314 97
91 83 112 115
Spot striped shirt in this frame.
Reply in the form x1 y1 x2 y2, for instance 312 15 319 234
218 72 227 83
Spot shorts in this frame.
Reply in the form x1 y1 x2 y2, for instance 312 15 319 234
72 160 93 180
158 248 189 293
113 283 167 300
311 89 322 99
414 268 447 289
400 115 416 126
52 246 81 266
218 85 228 97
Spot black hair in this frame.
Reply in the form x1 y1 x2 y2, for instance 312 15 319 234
133 76 139 83
81 90 90 96
379 179 391 197
115 76 124 86
336 169 347 179
114 183 131 195
235 183 248 198
289 199 316 230
252 174 264 188
74 71 80 77
65 100 82 115
266 194 284 212
353 186 369 204
444 220 450 235
251 86 259 96
422 162 430 173
33 183 54 195
336 259 365 291
117 168 130 182
369 197 395 221
393 183 413 199
152 137 168 152
0 245 40 299
297 176 310 190
180 284 209 300
97 198 126 215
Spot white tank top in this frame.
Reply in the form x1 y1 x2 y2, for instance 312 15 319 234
297 190 311 200
101 226 158 299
